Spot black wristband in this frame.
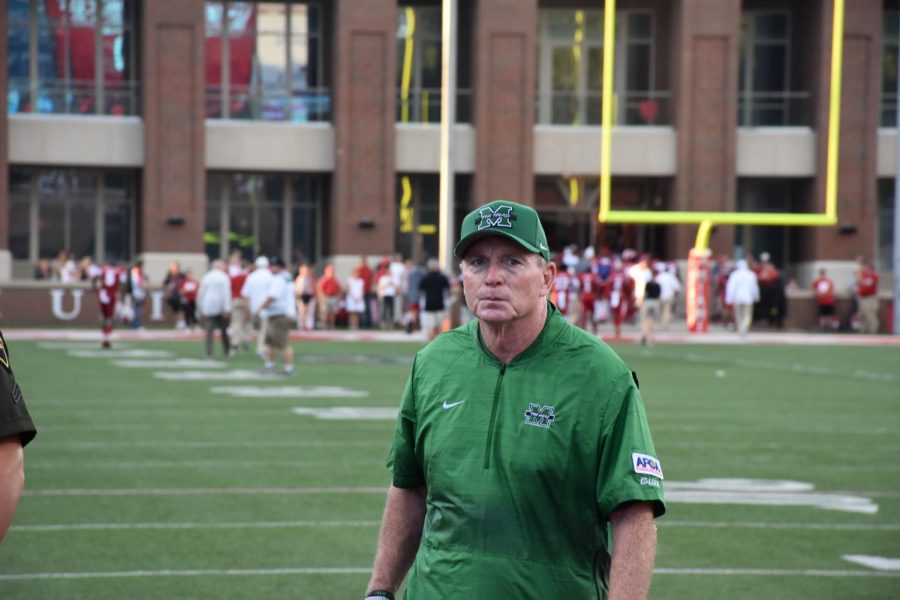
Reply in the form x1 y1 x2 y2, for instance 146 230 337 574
365 591 395 600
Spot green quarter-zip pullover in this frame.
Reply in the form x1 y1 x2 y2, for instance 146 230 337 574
387 303 666 599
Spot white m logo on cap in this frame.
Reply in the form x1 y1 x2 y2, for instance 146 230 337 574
477 205 514 230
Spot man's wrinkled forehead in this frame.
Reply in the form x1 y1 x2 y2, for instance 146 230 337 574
461 235 537 260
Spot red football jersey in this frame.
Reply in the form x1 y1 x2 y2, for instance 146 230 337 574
812 277 835 306
857 268 879 297
90 265 126 305
577 271 601 301
180 277 200 302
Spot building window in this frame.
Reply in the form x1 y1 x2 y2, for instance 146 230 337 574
7 0 139 116
536 9 665 126
205 1 329 122
396 174 439 262
883 10 899 126
739 10 808 126
8 167 136 272
395 5 472 123
877 180 894 273
204 172 322 266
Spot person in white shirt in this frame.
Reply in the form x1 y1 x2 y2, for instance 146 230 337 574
198 260 232 358
241 256 273 359
256 257 296 376
345 268 366 331
388 254 407 326
725 259 760 338
655 264 683 329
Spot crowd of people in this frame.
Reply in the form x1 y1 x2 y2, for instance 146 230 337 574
50 242 886 353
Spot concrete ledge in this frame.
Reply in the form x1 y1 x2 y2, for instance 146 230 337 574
736 127 816 176
206 120 335 171
533 126 677 176
9 114 144 167
878 128 895 178
395 124 476 173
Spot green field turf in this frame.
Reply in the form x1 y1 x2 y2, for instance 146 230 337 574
1 337 898 599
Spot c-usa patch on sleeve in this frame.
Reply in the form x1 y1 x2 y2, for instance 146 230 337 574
632 452 663 479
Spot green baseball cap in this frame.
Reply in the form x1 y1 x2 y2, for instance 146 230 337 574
454 200 550 262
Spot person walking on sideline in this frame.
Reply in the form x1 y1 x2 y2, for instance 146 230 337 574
257 257 296 376
198 260 232 358
417 258 451 341
725 259 760 338
366 200 665 599
241 256 273 358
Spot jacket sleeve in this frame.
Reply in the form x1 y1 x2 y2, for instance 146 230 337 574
386 357 425 489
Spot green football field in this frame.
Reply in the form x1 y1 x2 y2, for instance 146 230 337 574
1 336 898 599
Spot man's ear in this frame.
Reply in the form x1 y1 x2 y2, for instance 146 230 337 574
541 260 557 296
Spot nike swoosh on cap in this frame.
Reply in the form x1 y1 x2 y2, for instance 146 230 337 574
442 400 465 409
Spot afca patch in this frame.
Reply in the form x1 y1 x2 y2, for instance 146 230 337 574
632 453 663 479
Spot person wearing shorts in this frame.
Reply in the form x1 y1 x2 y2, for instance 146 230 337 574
258 257 296 376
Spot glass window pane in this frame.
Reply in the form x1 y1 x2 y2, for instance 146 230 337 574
10 200 30 260
38 200 66 259
257 206 284 259
291 205 316 265
755 13 787 41
421 40 442 89
545 12 576 39
886 11 899 41
587 46 603 91
205 199 222 260
64 1 100 28
415 8 442 38
585 11 603 40
70 201 96 259
104 200 131 263
552 47 577 91
628 13 651 39
753 45 786 91
101 0 125 29
626 44 651 91
257 3 287 34
291 36 310 90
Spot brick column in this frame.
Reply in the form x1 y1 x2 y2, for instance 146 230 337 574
473 0 537 207
806 0 881 262
331 0 396 261
0 6 10 280
140 0 207 281
671 0 741 258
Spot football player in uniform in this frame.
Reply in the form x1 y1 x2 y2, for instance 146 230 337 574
89 262 127 349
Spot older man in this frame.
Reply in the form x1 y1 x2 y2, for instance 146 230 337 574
197 259 232 358
366 200 665 600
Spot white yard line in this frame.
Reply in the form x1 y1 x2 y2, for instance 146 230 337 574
29 459 385 469
12 519 899 534
2 567 898 582
660 520 900 531
12 520 381 532
0 568 373 581
24 487 388 497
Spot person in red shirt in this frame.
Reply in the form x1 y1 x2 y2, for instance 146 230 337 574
856 260 880 334
317 264 342 329
356 256 375 328
811 268 836 331
576 266 601 333
89 263 127 348
179 270 200 330
551 266 577 320
606 260 634 339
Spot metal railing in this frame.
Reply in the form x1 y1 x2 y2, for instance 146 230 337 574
8 78 140 116
737 91 811 127
534 90 672 126
206 86 332 122
396 88 473 123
